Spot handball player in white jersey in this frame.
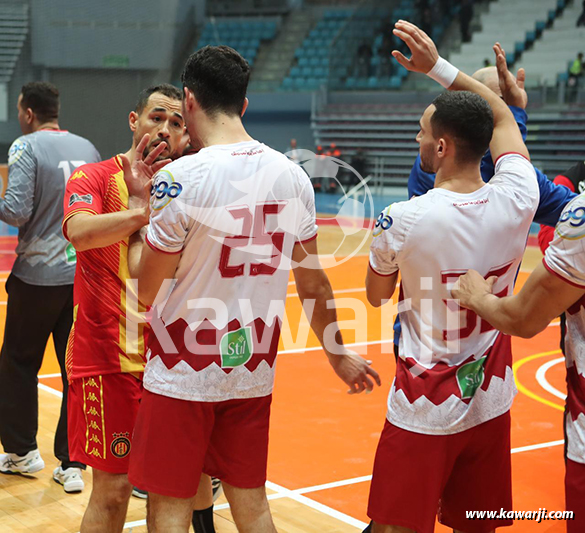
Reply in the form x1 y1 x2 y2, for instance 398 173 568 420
122 45 380 533
454 180 585 533
365 22 538 533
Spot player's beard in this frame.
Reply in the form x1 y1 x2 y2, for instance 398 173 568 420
419 143 437 174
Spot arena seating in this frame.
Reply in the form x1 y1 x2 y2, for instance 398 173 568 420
281 9 352 91
313 103 585 186
516 0 585 87
449 0 567 75
282 0 460 92
195 18 279 67
0 2 29 83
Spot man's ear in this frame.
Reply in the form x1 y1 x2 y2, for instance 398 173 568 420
437 138 448 159
183 87 196 113
241 97 249 117
128 111 138 133
25 107 34 126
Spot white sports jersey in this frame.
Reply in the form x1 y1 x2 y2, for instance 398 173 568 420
544 193 585 465
370 153 539 434
144 140 317 402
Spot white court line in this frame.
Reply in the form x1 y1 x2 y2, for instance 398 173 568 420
265 480 368 529
536 357 567 401
510 439 564 454
116 436 567 531
36 379 562 533
38 382 63 398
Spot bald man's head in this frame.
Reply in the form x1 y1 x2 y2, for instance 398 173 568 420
472 66 502 97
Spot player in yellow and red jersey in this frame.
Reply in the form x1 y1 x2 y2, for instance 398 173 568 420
62 84 184 533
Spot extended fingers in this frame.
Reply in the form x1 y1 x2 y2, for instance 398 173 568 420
393 27 419 51
143 141 167 166
392 50 412 69
367 365 382 386
135 134 150 161
152 158 172 173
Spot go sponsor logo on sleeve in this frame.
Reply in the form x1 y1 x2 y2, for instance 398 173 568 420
373 206 393 238
150 169 183 211
556 196 585 240
8 139 27 166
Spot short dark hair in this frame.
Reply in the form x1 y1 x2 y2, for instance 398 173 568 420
181 45 250 117
135 83 182 114
20 82 59 122
430 91 494 163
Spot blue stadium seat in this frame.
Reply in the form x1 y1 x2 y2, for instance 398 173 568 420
314 67 326 78
290 66 301 77
515 41 525 54
536 20 546 34
346 77 357 89
301 66 313 77
389 76 401 89
526 31 536 43
298 57 310 67
282 77 294 89
305 77 320 89
309 57 320 67
367 77 379 89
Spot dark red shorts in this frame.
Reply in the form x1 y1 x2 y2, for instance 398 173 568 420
566 458 585 533
128 389 272 498
68 373 143 474
368 411 513 533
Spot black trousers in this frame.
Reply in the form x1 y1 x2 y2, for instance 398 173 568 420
0 274 84 469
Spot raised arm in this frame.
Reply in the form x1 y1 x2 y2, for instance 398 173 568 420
392 21 529 161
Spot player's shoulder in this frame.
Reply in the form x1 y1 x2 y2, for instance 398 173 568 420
8 135 33 166
60 131 98 149
73 157 119 182
372 198 418 238
555 192 585 241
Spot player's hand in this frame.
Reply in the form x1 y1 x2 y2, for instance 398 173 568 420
493 43 528 109
327 347 382 394
391 20 439 74
451 270 497 310
122 133 171 202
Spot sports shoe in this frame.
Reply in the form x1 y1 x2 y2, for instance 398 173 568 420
212 477 222 502
0 449 44 475
53 466 84 493
132 486 148 499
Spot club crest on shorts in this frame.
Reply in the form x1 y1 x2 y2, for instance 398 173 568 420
220 326 253 368
111 432 131 458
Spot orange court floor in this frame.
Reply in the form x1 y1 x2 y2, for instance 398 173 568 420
0 238 572 533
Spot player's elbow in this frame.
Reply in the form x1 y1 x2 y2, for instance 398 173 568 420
366 290 383 308
68 231 93 253
513 320 546 339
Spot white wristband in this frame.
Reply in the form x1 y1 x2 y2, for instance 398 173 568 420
427 57 459 88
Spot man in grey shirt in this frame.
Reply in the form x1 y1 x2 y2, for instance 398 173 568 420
0 82 100 492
